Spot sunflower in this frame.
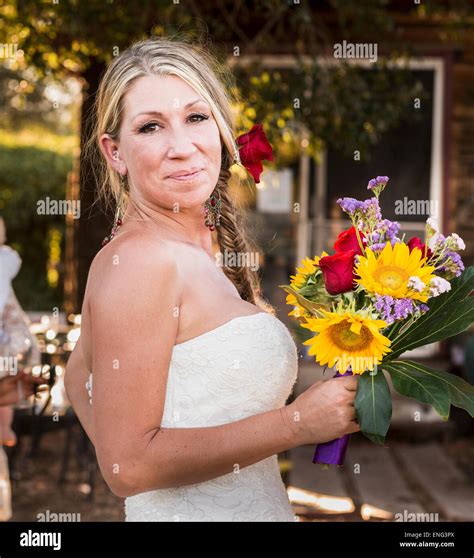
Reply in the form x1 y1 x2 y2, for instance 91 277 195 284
355 242 435 302
301 309 391 374
286 253 328 318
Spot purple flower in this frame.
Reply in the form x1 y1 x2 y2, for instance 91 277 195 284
374 294 395 324
366 219 400 251
367 175 390 190
371 242 388 252
337 197 363 215
450 251 464 268
382 219 400 242
362 197 382 221
437 251 465 279
374 295 420 324
393 298 415 321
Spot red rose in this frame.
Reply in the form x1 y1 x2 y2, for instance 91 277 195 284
407 237 432 259
236 124 274 183
319 250 356 295
334 226 366 255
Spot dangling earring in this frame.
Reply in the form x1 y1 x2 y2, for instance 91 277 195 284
233 145 241 166
203 188 222 231
102 174 125 246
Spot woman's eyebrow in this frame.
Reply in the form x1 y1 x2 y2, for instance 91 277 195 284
131 98 208 121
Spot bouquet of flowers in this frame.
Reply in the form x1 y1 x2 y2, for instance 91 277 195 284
280 176 474 467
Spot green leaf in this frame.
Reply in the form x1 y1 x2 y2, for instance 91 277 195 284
278 285 331 316
384 266 474 360
384 359 474 419
383 361 451 420
355 368 392 445
297 284 319 297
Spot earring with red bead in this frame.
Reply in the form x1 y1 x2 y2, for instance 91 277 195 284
203 187 222 231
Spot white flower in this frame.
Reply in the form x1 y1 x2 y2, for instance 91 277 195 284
429 276 451 297
407 276 425 292
428 232 441 251
426 217 439 233
426 217 440 251
448 233 465 251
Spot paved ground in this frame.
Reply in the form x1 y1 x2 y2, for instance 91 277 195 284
288 362 474 522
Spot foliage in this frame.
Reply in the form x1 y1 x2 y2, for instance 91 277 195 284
0 129 74 310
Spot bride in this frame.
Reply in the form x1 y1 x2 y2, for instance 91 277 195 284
64 36 360 522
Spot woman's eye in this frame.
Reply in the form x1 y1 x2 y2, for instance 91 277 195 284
138 122 160 134
138 114 209 134
188 113 209 123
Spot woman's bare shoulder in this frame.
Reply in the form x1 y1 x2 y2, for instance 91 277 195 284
86 229 182 303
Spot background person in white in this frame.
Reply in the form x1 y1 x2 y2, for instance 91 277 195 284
0 217 45 442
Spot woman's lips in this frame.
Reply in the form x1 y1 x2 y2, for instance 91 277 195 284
167 169 204 181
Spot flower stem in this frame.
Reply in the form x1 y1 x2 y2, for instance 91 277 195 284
353 222 366 256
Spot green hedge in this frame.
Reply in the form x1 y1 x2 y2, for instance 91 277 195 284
0 143 73 311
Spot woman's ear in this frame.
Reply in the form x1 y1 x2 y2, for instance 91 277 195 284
99 134 126 174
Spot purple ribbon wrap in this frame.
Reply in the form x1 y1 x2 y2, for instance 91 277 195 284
312 368 354 466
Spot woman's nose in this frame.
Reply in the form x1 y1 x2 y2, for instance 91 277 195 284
166 129 197 158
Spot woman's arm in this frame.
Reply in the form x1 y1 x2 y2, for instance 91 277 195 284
137 402 297 494
89 236 301 498
64 335 95 446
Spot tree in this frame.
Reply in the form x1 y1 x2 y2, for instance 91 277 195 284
2 0 471 309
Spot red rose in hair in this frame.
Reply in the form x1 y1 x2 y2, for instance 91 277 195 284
407 236 432 259
319 250 357 295
236 124 274 183
334 226 366 255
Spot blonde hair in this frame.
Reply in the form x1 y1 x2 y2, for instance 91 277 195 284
85 35 273 312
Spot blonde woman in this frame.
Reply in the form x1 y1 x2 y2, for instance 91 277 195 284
65 36 360 522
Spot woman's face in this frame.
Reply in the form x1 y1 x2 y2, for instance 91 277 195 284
101 74 222 212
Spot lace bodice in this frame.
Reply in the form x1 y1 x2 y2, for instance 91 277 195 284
88 312 300 521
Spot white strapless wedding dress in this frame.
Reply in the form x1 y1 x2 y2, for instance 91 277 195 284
88 312 299 522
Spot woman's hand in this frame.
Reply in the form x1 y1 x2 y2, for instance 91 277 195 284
284 374 361 446
0 372 47 407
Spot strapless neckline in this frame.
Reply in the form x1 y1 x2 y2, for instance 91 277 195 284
173 311 270 349
87 312 277 381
